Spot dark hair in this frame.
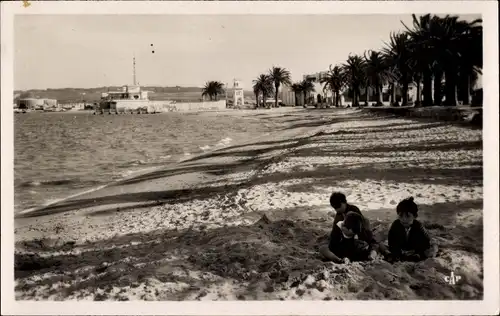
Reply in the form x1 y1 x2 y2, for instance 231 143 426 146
396 197 418 217
343 212 364 235
330 192 347 209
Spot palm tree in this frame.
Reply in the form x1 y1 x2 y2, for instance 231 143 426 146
341 54 365 107
438 16 475 106
201 81 225 101
300 79 315 108
290 82 303 107
320 65 344 107
383 32 415 106
412 71 423 106
252 74 274 108
364 50 394 106
457 18 482 105
404 14 482 106
362 68 370 107
269 66 292 108
403 15 437 106
253 85 261 108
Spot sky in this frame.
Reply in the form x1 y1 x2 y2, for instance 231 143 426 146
14 14 480 91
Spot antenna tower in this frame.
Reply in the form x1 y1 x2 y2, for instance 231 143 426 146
133 55 137 86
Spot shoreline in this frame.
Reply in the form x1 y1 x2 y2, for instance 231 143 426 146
14 108 308 218
14 108 483 300
14 118 319 219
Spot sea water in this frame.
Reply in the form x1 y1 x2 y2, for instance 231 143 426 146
14 111 282 212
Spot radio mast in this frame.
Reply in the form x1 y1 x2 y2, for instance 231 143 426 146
133 55 137 86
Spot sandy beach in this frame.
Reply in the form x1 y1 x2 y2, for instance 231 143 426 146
14 108 483 301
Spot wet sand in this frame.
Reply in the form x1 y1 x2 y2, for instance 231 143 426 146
14 108 483 300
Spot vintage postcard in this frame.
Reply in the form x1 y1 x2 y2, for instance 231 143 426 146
1 1 498 315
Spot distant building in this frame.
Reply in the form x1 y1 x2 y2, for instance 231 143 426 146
279 85 295 106
43 99 58 108
60 102 86 110
101 85 151 102
303 72 333 104
18 98 44 110
98 85 155 113
17 98 58 110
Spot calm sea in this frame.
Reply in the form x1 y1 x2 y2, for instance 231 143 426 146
14 111 281 212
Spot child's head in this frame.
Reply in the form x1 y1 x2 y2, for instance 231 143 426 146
396 197 418 228
340 212 364 238
330 192 347 213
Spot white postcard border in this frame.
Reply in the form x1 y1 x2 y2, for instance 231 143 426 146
1 1 498 315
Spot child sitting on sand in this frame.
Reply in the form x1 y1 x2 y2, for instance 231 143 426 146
387 197 438 262
320 212 373 263
319 192 379 263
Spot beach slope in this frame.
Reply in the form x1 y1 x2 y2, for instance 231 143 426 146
14 108 483 300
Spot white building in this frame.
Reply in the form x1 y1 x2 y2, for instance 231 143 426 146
279 85 295 106
99 85 153 113
303 72 333 104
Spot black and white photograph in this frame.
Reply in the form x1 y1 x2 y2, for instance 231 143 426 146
1 1 498 315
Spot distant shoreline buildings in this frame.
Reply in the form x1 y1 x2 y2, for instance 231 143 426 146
15 97 89 112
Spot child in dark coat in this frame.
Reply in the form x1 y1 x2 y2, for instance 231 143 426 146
321 192 379 261
387 197 438 262
320 211 374 263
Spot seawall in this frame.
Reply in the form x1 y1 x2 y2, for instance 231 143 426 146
362 106 483 127
113 100 227 113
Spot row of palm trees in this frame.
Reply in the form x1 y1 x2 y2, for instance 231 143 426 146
317 14 483 107
203 14 482 108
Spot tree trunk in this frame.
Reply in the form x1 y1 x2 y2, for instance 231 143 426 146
443 69 458 106
422 69 433 107
391 83 397 106
402 80 409 106
294 92 298 107
356 88 360 107
274 84 279 108
464 74 471 105
255 92 260 108
377 85 383 105
415 77 422 107
302 92 307 108
459 72 472 105
364 86 369 106
389 84 394 105
433 69 443 106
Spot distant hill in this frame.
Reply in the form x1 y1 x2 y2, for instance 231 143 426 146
14 86 255 103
